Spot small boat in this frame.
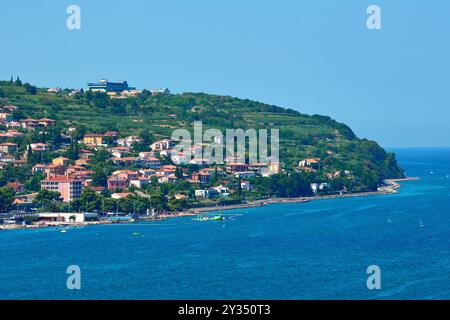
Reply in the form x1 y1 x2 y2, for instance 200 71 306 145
132 232 142 236
193 214 225 221
387 218 392 224
212 215 224 221
60 229 67 233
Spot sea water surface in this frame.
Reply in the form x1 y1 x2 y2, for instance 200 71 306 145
0 148 449 299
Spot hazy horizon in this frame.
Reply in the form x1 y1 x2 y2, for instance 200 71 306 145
1 0 449 147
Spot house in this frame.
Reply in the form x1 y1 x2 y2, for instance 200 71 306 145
68 89 82 96
2 105 19 112
171 152 188 165
0 142 18 154
0 112 12 123
201 167 225 176
150 139 172 151
108 146 129 158
117 136 143 148
12 196 35 212
37 118 55 127
267 162 281 176
13 160 27 167
79 150 95 160
20 118 40 130
150 88 171 96
0 155 15 163
5 121 21 129
111 192 132 199
129 177 150 189
44 164 67 178
138 151 155 159
40 177 83 202
83 134 104 146
138 157 161 169
32 164 46 174
4 130 24 138
310 183 331 195
240 180 253 191
299 158 321 169
226 163 249 173
234 171 256 179
248 163 269 174
0 161 7 171
121 90 142 97
52 157 70 166
75 159 91 166
7 182 24 193
67 165 86 174
14 193 37 204
173 194 188 200
87 186 106 194
191 171 211 184
139 169 156 178
38 213 98 223
112 157 138 167
159 149 173 158
107 176 128 191
103 131 119 138
158 174 178 183
156 165 177 176
211 185 230 197
0 131 23 138
195 189 218 199
116 170 139 181
47 87 62 93
30 143 48 153
189 158 210 166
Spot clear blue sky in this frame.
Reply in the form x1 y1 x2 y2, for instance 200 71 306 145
1 0 449 147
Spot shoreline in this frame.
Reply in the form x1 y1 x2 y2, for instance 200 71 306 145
179 177 418 216
0 177 419 231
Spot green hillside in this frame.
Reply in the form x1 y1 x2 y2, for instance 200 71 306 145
0 79 404 192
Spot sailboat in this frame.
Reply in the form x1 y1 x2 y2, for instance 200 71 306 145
419 220 425 228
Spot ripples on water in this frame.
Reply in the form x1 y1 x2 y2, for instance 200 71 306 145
0 148 449 299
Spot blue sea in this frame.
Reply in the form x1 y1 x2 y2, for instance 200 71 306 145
0 148 449 300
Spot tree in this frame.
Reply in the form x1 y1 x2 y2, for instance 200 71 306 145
0 187 15 213
33 189 62 211
139 131 154 144
67 140 79 160
91 168 108 187
14 76 22 86
236 176 242 199
11 109 26 120
24 83 37 95
92 92 109 109
71 188 101 212
110 100 126 114
175 167 183 179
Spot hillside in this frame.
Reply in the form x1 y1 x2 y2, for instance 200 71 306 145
0 79 404 193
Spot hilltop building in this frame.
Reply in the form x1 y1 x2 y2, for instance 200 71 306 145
87 79 135 93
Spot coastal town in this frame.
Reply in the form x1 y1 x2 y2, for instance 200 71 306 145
0 78 405 229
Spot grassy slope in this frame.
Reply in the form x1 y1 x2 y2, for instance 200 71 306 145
0 82 404 188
